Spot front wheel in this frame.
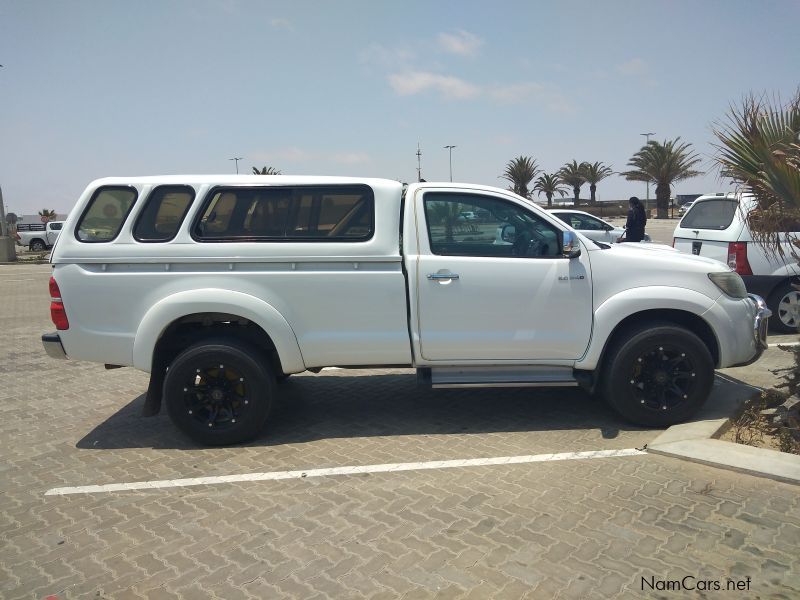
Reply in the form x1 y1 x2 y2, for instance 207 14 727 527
600 323 714 427
768 282 800 333
163 338 274 445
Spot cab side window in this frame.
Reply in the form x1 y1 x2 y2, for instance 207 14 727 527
424 192 560 258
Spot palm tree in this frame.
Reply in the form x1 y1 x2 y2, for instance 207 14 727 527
427 201 462 243
713 92 800 254
501 156 540 198
38 209 57 223
583 161 614 205
558 160 588 207
621 139 702 219
252 166 281 175
533 173 568 208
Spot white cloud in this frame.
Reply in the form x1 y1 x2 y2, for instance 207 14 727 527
437 30 484 57
269 17 293 31
359 43 415 69
490 82 574 113
617 58 648 76
388 71 480 99
331 152 370 165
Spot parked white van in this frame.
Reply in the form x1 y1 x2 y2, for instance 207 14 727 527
43 176 770 445
673 193 800 332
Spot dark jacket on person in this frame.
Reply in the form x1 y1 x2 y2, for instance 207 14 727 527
625 206 647 242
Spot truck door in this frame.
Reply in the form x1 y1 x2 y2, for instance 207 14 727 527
409 188 593 361
47 222 62 245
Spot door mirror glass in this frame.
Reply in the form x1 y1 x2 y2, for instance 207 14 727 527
562 231 581 258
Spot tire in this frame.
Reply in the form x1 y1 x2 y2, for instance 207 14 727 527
30 239 46 252
600 322 714 427
276 373 291 383
768 282 800 334
163 338 274 445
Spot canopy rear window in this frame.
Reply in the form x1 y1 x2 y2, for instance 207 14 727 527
76 186 138 243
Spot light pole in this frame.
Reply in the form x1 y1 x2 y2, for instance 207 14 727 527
229 157 243 174
640 133 655 214
444 145 456 182
416 143 423 182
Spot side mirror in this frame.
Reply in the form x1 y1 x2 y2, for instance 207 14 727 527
562 231 581 258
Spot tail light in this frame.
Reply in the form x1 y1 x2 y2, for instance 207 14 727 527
49 276 69 330
672 238 675 247
15 232 20 241
727 242 753 276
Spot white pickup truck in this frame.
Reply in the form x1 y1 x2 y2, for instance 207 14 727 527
16 221 64 252
42 176 770 445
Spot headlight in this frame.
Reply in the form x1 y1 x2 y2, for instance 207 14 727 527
708 271 748 299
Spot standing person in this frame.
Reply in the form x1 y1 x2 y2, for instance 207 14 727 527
622 196 647 242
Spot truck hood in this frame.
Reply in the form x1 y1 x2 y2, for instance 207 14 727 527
599 239 728 270
587 236 732 303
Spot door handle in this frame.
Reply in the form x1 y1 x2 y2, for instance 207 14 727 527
427 272 460 281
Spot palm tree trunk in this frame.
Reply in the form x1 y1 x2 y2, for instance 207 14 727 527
573 186 580 207
547 193 553 208
656 182 670 219
590 184 597 205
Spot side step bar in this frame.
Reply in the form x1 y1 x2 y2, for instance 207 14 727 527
418 366 588 389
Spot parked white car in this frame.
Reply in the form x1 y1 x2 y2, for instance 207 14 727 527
673 193 799 332
43 176 770 445
550 209 651 243
678 201 695 216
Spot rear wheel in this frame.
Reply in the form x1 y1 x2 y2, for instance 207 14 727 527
768 282 800 333
601 323 714 427
30 239 46 252
163 339 274 445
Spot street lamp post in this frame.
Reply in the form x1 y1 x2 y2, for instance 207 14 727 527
444 145 456 182
229 157 243 174
640 133 655 215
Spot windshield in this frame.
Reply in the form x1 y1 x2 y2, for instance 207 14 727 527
680 199 738 230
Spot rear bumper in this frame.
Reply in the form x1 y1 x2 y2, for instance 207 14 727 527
42 333 68 359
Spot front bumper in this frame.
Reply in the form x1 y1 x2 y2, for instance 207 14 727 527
42 333 68 359
729 294 771 367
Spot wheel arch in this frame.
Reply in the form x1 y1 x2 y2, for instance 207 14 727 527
576 287 720 371
133 289 305 374
597 309 720 373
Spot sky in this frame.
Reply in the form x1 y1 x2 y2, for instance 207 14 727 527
1 0 799 216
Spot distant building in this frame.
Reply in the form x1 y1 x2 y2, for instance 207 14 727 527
675 194 702 207
17 213 69 224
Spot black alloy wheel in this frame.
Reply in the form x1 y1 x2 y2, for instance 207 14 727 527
601 323 714 427
164 339 273 445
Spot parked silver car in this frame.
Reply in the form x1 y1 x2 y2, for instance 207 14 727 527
550 209 651 243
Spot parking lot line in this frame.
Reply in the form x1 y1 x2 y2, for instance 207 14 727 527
769 341 800 347
45 448 646 496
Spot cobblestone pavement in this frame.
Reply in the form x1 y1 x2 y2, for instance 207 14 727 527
2 265 799 599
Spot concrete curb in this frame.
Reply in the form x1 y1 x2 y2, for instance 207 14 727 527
647 374 800 485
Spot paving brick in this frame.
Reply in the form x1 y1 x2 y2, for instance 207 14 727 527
1 265 799 599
